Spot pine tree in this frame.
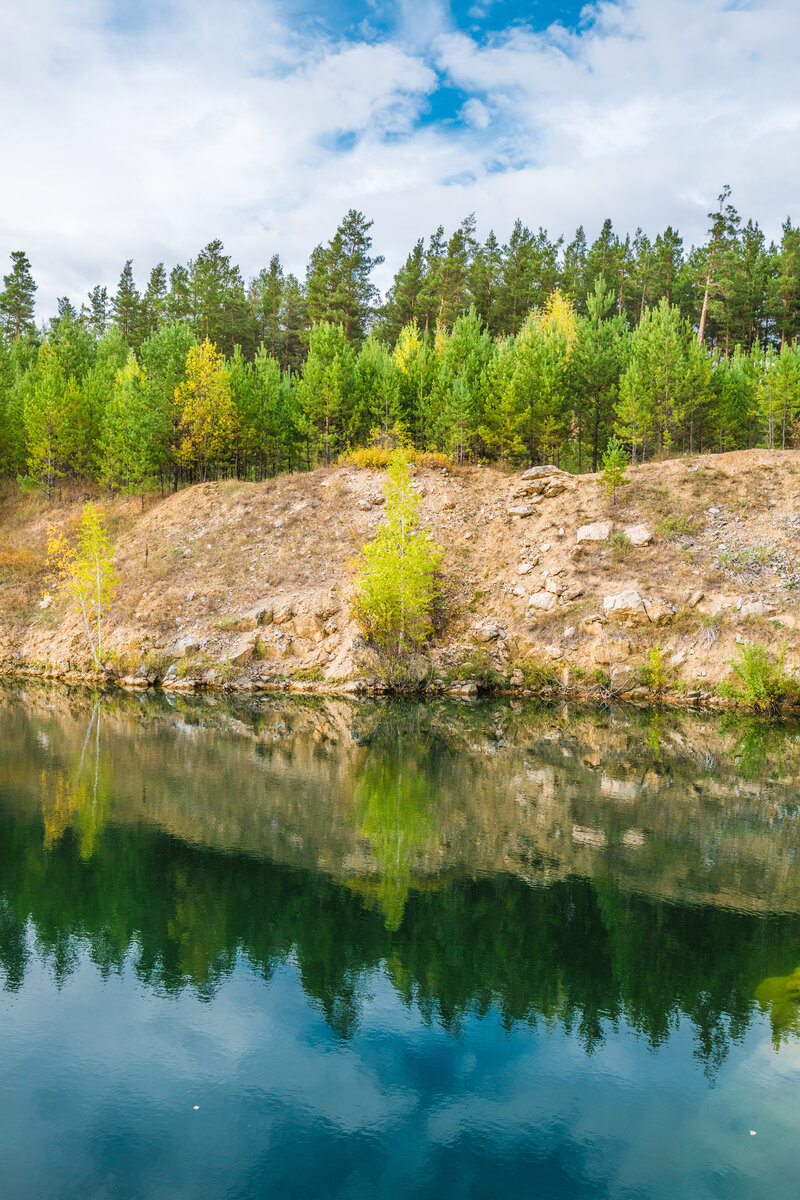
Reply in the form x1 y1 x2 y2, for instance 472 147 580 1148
380 239 426 342
112 260 141 346
568 281 627 471
84 286 109 339
142 264 168 338
139 321 197 490
0 251 37 341
100 351 158 493
248 255 285 358
306 211 383 344
296 322 356 465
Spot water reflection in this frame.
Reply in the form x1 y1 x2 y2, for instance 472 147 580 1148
1 684 800 1065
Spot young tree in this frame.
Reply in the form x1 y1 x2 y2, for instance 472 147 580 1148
568 280 627 471
351 451 442 673
175 339 239 482
48 503 117 668
598 435 629 504
100 351 159 495
140 321 196 490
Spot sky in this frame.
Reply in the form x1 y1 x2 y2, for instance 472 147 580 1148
1 0 799 317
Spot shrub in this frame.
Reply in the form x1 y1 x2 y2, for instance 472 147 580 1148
638 645 669 692
351 451 443 681
719 641 799 711
340 445 452 471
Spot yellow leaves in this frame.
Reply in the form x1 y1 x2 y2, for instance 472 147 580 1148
520 288 578 360
47 503 117 667
394 322 422 376
434 323 447 358
755 965 800 1048
175 339 239 474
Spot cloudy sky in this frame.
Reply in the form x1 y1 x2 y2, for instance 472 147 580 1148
2 0 799 317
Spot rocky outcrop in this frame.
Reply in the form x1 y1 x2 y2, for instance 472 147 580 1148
577 520 612 544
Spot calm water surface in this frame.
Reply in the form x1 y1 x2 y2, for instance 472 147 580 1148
2 684 800 1198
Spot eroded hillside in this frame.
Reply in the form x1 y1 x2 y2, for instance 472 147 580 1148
2 449 800 699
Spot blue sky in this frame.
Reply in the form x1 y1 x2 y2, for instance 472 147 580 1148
1 0 799 315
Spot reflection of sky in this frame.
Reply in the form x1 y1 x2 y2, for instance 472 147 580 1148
2 949 798 1199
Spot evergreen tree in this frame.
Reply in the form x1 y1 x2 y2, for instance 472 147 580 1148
380 239 426 342
84 285 109 339
139 321 196 490
306 211 383 344
112 260 142 347
296 322 356 465
100 351 159 493
617 299 694 458
0 251 37 341
142 264 168 338
248 255 285 359
568 281 627 471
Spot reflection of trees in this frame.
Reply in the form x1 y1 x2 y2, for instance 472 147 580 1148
352 722 442 931
41 698 110 860
3 804 800 1068
756 966 800 1048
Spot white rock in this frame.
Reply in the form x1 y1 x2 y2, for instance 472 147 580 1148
624 524 652 546
603 590 647 618
528 591 558 612
517 562 536 575
740 600 772 617
509 503 539 517
577 520 612 544
520 464 565 480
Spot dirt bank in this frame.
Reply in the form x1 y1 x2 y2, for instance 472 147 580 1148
2 449 800 703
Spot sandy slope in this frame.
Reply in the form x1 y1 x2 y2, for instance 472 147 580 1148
2 449 800 698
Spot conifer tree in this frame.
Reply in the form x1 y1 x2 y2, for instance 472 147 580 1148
296 322 356 465
112 260 142 346
0 251 37 341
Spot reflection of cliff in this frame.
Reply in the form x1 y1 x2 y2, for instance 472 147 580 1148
3 682 800 1062
2 684 800 916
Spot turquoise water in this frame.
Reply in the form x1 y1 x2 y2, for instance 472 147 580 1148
1 686 800 1198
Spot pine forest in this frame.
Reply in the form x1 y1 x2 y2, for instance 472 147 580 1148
2 190 800 497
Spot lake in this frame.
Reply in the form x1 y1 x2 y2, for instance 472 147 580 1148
1 683 799 1199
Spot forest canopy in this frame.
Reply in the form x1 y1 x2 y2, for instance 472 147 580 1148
1 192 799 494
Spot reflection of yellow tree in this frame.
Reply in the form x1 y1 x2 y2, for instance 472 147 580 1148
40 699 110 859
167 868 232 988
755 966 800 1048
353 748 439 932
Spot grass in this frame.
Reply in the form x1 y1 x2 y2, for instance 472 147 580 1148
656 515 701 541
717 546 772 571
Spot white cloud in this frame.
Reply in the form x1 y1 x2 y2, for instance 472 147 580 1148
1 0 799 316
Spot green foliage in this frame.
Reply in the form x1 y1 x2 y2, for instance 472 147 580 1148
655 514 700 541
719 641 799 711
598 435 629 504
638 645 669 692
351 452 443 677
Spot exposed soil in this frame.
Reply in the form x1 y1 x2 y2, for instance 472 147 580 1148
2 448 800 703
